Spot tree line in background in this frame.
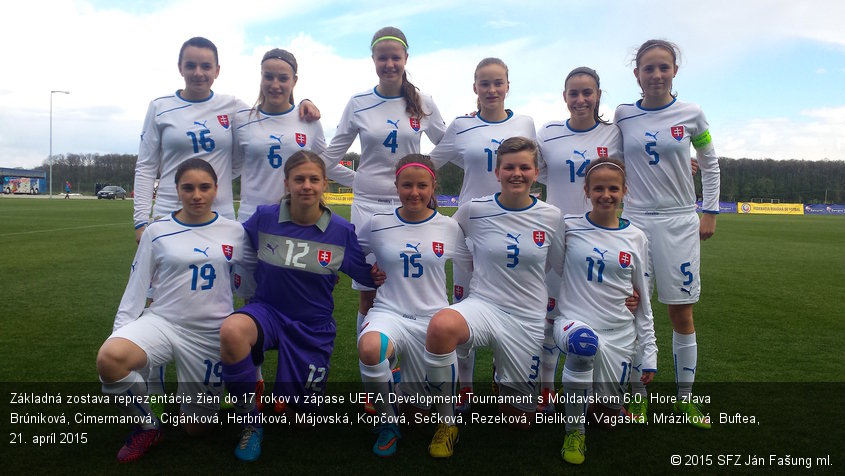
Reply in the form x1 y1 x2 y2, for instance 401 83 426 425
37 153 845 204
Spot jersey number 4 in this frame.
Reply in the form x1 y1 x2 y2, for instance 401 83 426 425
383 130 398 154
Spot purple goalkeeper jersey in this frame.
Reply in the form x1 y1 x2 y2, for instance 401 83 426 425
242 201 375 324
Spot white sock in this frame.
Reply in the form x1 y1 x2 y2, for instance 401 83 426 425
101 370 158 429
673 331 697 400
457 348 475 391
146 365 165 395
424 349 458 421
360 359 397 418
540 318 560 393
561 360 592 434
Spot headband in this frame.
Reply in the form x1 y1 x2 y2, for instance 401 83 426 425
565 66 600 89
262 55 297 74
395 162 435 179
585 161 624 178
371 35 408 50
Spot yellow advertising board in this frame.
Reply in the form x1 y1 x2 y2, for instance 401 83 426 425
737 202 804 215
324 193 354 205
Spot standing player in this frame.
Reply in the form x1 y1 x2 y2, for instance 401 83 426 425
322 26 446 335
429 57 536 408
424 137 564 458
235 48 355 222
96 158 244 462
356 154 472 457
535 66 623 412
614 39 720 429
132 37 319 403
219 151 379 462
553 157 657 465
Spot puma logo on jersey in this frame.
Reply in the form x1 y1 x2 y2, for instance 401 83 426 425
506 233 521 243
645 131 659 141
130 261 137 272
194 120 208 128
425 377 445 392
680 287 692 295
405 243 421 253
573 149 587 159
386 119 400 129
270 134 283 144
491 138 504 146
194 247 209 257
593 247 608 259
266 243 278 254
632 364 642 372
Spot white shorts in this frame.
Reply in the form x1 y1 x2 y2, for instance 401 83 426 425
623 211 700 304
358 307 431 408
350 197 400 292
109 311 222 417
554 318 636 410
450 297 543 410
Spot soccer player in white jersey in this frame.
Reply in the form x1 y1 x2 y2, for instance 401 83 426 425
429 57 536 409
356 154 472 457
424 137 564 458
614 39 720 429
235 48 355 222
97 158 244 462
321 26 446 335
131 38 319 400
536 66 624 413
553 157 657 465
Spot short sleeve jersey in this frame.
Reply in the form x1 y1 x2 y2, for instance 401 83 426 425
322 88 446 201
357 209 471 317
537 120 622 214
114 213 244 332
431 111 536 206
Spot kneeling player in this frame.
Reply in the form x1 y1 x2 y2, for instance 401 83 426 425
554 158 657 465
96 159 244 462
219 151 378 462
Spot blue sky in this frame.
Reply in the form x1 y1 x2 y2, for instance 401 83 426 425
1 0 844 169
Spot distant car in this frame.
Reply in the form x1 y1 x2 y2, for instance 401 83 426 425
97 186 127 200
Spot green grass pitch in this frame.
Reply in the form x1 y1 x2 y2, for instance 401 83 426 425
0 198 843 474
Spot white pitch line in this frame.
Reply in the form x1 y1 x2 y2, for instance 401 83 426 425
0 222 128 237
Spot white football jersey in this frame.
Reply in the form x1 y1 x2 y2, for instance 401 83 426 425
537 120 622 215
134 91 248 227
234 106 355 222
454 194 564 319
614 99 720 213
322 88 446 201
557 214 657 370
113 213 244 333
430 111 536 206
357 209 472 317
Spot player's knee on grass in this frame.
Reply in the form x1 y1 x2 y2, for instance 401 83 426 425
96 338 146 382
358 331 393 365
425 309 468 354
219 314 258 364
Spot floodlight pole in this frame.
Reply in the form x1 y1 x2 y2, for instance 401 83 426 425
49 90 70 199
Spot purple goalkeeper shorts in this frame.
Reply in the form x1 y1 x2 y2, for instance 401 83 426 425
237 301 336 411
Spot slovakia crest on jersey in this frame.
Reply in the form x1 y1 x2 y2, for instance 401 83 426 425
233 273 241 289
222 244 233 261
318 249 332 267
671 126 684 141
547 298 556 313
295 133 307 147
432 242 444 258
217 115 230 129
533 230 546 247
409 117 421 132
453 285 464 301
619 251 632 268
597 147 608 158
